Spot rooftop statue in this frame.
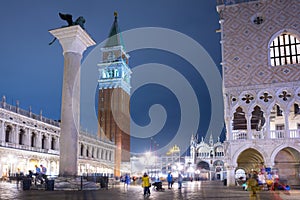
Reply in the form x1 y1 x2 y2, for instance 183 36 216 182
49 13 86 45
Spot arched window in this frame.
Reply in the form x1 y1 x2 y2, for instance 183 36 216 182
270 33 300 66
80 144 84 156
233 107 247 130
5 125 12 143
41 135 46 149
51 137 56 150
19 129 25 145
31 132 36 147
86 147 89 157
91 147 94 158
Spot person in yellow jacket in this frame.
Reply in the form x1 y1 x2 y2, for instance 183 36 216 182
246 174 260 200
142 172 151 196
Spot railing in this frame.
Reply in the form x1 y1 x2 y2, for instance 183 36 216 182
0 141 60 155
289 129 300 138
232 130 247 140
80 130 114 144
252 130 264 139
216 0 259 6
232 129 300 140
1 103 60 127
270 130 285 139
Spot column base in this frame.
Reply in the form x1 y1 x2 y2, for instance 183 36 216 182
54 176 99 190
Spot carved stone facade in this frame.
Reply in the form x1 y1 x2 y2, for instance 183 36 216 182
0 97 115 178
187 134 225 180
217 0 300 186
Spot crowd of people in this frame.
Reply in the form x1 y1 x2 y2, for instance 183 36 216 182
119 171 185 197
242 171 290 199
2 164 48 187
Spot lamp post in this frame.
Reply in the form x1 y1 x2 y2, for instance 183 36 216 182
150 137 160 178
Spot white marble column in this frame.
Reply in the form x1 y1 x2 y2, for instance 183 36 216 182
246 114 252 140
27 129 31 147
1 121 5 142
284 111 290 138
265 112 271 139
49 25 95 177
225 116 232 140
226 165 236 186
36 131 41 148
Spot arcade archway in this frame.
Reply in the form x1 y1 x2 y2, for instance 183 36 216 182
196 161 210 180
237 148 265 174
274 147 300 185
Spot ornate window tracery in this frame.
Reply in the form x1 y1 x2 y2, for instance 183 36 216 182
259 92 272 102
270 33 300 66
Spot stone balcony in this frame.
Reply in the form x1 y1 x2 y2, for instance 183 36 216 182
231 129 300 140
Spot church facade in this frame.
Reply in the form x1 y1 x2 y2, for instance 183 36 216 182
217 0 300 186
0 96 115 178
187 134 225 181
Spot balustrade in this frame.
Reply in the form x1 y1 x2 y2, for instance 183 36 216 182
231 129 300 140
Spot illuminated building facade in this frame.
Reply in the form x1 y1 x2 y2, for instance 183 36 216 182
0 97 115 178
217 0 300 186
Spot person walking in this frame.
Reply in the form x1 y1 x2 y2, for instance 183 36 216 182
142 172 151 197
124 173 130 189
178 173 183 189
246 174 259 200
16 168 23 189
167 172 173 189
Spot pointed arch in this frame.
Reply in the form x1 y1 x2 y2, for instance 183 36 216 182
250 105 265 131
233 107 247 130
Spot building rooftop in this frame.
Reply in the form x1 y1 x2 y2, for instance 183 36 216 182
104 12 125 48
1 96 60 127
216 0 260 6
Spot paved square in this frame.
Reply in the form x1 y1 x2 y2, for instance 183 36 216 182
1 180 300 200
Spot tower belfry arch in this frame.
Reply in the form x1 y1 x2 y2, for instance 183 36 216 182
97 12 131 176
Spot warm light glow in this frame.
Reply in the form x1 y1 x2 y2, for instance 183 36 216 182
188 167 195 173
177 162 183 171
145 151 151 157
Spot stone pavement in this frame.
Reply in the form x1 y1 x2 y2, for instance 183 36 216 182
1 180 300 200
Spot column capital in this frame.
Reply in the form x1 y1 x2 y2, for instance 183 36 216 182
49 25 96 55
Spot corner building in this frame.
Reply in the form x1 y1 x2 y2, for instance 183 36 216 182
97 13 131 176
217 0 300 186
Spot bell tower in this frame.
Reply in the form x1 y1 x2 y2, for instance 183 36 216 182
97 12 131 176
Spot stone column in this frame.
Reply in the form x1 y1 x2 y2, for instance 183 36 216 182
265 111 271 139
1 121 5 142
226 165 236 186
225 116 232 140
246 114 252 140
284 111 290 138
36 131 41 148
49 25 95 177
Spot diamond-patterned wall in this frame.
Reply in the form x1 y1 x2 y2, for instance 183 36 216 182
220 0 300 88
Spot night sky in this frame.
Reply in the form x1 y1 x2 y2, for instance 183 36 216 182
0 0 224 155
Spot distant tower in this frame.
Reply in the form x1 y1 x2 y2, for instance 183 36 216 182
209 134 214 147
97 12 131 176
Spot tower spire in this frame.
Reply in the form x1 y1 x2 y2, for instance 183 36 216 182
105 11 124 48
